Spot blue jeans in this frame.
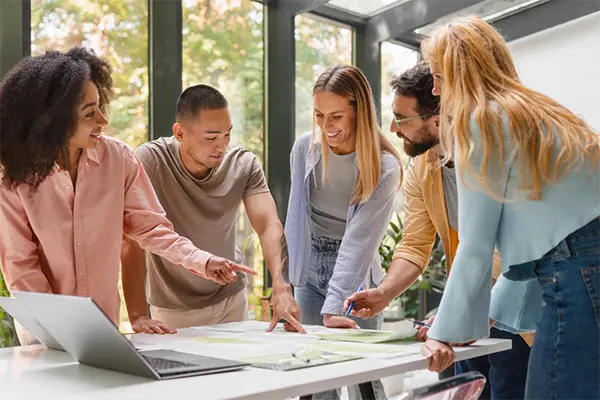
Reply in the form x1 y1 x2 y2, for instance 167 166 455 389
525 217 600 399
295 235 386 400
455 327 530 399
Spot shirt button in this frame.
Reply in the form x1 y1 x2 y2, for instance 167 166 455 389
76 242 81 247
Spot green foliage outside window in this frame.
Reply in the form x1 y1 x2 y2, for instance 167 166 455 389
0 272 19 348
2 1 420 338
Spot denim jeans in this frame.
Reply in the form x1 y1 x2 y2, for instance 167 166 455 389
295 235 386 400
455 327 530 399
525 217 600 399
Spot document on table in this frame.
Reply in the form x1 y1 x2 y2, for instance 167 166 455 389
314 326 417 344
129 320 423 371
310 340 422 359
242 350 361 371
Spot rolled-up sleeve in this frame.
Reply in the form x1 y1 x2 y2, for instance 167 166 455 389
121 148 212 277
392 161 436 271
321 157 402 315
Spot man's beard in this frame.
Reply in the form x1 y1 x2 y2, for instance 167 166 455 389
402 126 439 157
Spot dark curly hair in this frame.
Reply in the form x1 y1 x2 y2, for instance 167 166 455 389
0 47 113 191
390 61 440 117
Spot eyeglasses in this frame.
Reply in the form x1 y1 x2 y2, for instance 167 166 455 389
393 114 431 129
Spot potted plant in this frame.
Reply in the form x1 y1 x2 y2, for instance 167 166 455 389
378 213 406 321
378 214 446 321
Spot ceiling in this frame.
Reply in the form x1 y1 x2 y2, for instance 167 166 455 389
260 0 599 48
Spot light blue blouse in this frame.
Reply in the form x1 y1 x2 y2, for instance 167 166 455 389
428 112 600 343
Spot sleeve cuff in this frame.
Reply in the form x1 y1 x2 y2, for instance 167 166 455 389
490 277 543 333
181 248 212 278
321 294 345 316
243 187 270 199
428 319 490 344
391 250 426 272
426 265 493 343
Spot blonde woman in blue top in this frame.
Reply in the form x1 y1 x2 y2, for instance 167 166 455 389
285 65 402 400
418 16 600 400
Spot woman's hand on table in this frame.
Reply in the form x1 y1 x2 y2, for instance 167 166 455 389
421 338 455 372
323 314 358 329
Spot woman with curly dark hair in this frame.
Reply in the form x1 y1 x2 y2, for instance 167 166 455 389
0 47 254 344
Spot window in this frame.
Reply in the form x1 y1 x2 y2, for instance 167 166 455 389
182 0 265 318
380 41 419 158
31 0 149 151
327 0 411 17
295 15 353 137
381 41 419 214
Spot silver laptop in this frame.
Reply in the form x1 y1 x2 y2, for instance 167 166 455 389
12 291 250 380
0 296 65 351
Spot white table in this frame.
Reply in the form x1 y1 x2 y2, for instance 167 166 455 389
0 325 510 400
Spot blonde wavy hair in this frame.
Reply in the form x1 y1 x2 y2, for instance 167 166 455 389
421 16 599 200
312 65 402 204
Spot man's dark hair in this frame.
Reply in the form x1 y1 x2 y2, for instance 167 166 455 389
0 47 113 191
176 84 228 121
390 61 439 116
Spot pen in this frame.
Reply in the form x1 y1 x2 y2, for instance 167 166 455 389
409 319 432 328
345 285 363 317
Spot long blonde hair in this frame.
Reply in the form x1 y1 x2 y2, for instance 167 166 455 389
421 16 599 200
312 65 402 204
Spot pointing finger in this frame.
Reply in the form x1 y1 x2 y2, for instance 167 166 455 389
283 314 306 334
229 262 256 275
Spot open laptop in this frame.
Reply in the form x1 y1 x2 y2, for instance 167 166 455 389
12 291 250 380
0 296 65 351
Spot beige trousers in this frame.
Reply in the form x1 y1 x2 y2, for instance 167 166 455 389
150 289 249 329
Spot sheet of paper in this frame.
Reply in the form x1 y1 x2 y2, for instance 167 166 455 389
192 320 272 333
314 327 417 344
161 341 303 361
241 350 361 371
309 340 422 359
190 336 258 344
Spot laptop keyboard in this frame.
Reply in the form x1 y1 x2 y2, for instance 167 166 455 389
142 355 198 371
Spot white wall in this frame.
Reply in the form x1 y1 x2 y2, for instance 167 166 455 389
508 11 600 131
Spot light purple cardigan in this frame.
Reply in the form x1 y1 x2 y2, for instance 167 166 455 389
284 132 401 315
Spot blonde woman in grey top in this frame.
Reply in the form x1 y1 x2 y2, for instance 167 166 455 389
285 65 402 400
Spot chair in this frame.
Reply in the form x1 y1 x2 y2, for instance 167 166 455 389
395 371 487 400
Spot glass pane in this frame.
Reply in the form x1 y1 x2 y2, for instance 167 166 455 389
415 0 548 36
31 0 149 151
182 0 265 320
328 0 411 17
295 15 353 137
380 41 419 163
